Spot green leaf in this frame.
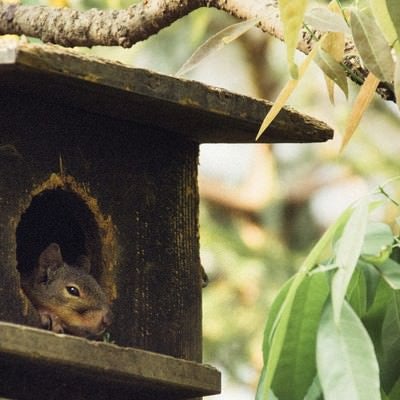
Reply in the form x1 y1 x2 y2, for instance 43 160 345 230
361 260 382 309
270 273 329 400
278 0 309 78
269 390 278 400
369 0 400 52
382 391 391 400
377 258 400 289
308 262 338 275
175 18 258 77
304 375 323 400
381 292 400 392
351 7 395 82
386 0 400 51
304 7 351 33
315 48 348 98
346 267 367 318
255 367 279 400
389 375 400 399
362 277 392 349
259 272 307 399
317 300 380 400
261 278 293 362
331 197 369 323
258 203 354 397
361 222 393 264
362 222 393 255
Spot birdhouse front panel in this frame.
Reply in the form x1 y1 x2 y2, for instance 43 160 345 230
0 89 202 362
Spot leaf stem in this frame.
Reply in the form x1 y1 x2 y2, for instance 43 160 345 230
376 176 400 207
379 187 400 207
303 22 319 43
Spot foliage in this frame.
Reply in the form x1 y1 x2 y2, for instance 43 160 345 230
278 0 309 79
173 0 399 148
176 18 259 77
259 0 398 145
256 180 400 399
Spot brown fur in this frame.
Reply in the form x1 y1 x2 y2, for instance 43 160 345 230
22 243 112 338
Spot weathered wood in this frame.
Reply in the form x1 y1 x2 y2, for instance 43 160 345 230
0 43 334 144
0 322 221 400
0 41 334 400
0 92 202 362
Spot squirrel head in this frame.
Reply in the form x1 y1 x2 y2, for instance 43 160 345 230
26 243 113 338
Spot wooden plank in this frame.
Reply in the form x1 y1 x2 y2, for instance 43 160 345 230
0 322 221 399
0 95 203 360
0 43 334 144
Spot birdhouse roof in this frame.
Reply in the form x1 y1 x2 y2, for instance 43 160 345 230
1 43 333 144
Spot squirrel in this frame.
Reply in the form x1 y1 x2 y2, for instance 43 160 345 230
21 243 112 338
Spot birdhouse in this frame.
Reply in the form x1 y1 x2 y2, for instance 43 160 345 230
0 43 333 399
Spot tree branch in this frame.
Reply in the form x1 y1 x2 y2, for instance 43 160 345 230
0 0 395 100
0 0 203 47
0 0 312 50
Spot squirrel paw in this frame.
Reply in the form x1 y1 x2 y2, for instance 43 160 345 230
39 310 64 334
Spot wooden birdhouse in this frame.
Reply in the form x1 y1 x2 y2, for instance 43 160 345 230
0 43 333 399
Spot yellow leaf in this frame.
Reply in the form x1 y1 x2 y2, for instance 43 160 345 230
324 75 335 104
322 1 345 62
341 72 380 151
320 31 345 103
278 0 309 79
256 42 320 141
319 1 346 103
321 33 344 63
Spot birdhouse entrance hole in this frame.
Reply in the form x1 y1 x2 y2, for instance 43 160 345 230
15 187 102 279
14 179 117 302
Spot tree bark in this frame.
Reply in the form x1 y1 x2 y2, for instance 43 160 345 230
0 0 203 47
0 0 395 101
0 0 318 53
0 0 287 49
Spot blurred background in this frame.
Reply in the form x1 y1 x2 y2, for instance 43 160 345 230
24 0 400 397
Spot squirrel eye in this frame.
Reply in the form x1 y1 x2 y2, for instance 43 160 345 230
66 286 80 297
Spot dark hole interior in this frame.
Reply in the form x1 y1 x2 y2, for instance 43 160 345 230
16 188 102 278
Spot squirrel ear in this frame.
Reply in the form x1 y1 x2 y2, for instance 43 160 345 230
75 255 91 273
38 243 63 277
